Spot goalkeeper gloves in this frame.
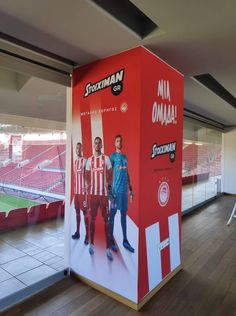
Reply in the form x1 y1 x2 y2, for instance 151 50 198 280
129 186 134 201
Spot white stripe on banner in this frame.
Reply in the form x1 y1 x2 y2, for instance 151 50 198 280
81 159 84 193
90 111 104 153
94 157 98 195
72 114 82 159
90 157 94 195
78 159 81 194
113 213 139 279
145 222 162 292
168 213 181 271
75 160 78 193
99 157 103 196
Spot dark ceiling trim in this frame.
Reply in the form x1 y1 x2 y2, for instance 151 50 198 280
184 108 234 132
193 73 236 109
0 48 70 76
0 32 76 67
91 0 158 38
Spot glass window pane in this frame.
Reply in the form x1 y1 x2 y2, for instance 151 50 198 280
182 118 222 213
0 121 66 302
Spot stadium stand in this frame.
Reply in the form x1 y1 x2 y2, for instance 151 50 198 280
0 163 17 177
0 144 9 161
47 200 64 220
46 152 66 169
1 166 33 184
0 143 66 195
49 181 65 195
182 144 221 185
28 203 47 224
0 212 7 230
25 145 65 169
22 144 51 160
7 207 28 228
0 141 66 231
17 170 64 190
0 200 64 231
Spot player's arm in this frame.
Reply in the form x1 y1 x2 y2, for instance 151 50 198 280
83 159 88 194
73 161 76 199
127 172 134 201
126 155 134 201
110 154 114 169
106 156 113 187
106 156 115 201
85 158 91 192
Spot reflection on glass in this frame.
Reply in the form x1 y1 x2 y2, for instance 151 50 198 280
0 126 66 301
182 119 222 212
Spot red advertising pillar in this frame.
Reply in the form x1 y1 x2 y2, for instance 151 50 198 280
71 46 184 309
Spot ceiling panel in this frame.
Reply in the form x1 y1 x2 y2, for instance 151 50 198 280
0 0 235 126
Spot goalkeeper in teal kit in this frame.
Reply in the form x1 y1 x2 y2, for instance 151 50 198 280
109 134 135 253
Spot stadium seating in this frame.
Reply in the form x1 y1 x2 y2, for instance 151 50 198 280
26 145 65 169
0 143 66 195
0 200 64 231
2 166 33 184
182 172 210 185
46 152 66 169
0 144 9 161
18 170 64 191
47 200 64 220
182 143 221 185
0 212 7 230
49 182 65 195
22 145 51 160
0 141 66 231
28 203 47 224
0 163 17 177
61 201 65 217
7 207 28 228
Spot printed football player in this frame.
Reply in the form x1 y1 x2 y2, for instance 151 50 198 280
72 142 89 245
86 137 113 261
109 135 135 253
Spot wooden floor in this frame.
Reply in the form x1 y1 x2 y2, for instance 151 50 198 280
2 195 236 316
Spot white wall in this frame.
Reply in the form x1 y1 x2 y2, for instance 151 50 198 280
223 128 236 193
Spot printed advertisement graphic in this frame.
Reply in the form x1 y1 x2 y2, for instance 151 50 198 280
71 49 140 303
71 46 184 305
138 48 184 300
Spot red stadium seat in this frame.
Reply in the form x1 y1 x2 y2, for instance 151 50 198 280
28 204 47 224
0 143 66 190
61 201 65 217
46 200 64 220
7 207 28 228
0 212 7 230
182 172 210 185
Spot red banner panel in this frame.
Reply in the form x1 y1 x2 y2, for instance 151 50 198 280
71 46 184 306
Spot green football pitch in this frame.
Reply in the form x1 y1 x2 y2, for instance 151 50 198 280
0 193 39 214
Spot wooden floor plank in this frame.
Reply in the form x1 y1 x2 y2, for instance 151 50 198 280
1 195 236 316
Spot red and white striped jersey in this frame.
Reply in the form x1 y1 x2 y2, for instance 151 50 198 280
74 157 87 194
86 154 112 196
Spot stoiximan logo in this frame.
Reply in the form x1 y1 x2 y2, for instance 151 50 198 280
151 141 176 162
84 69 124 97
